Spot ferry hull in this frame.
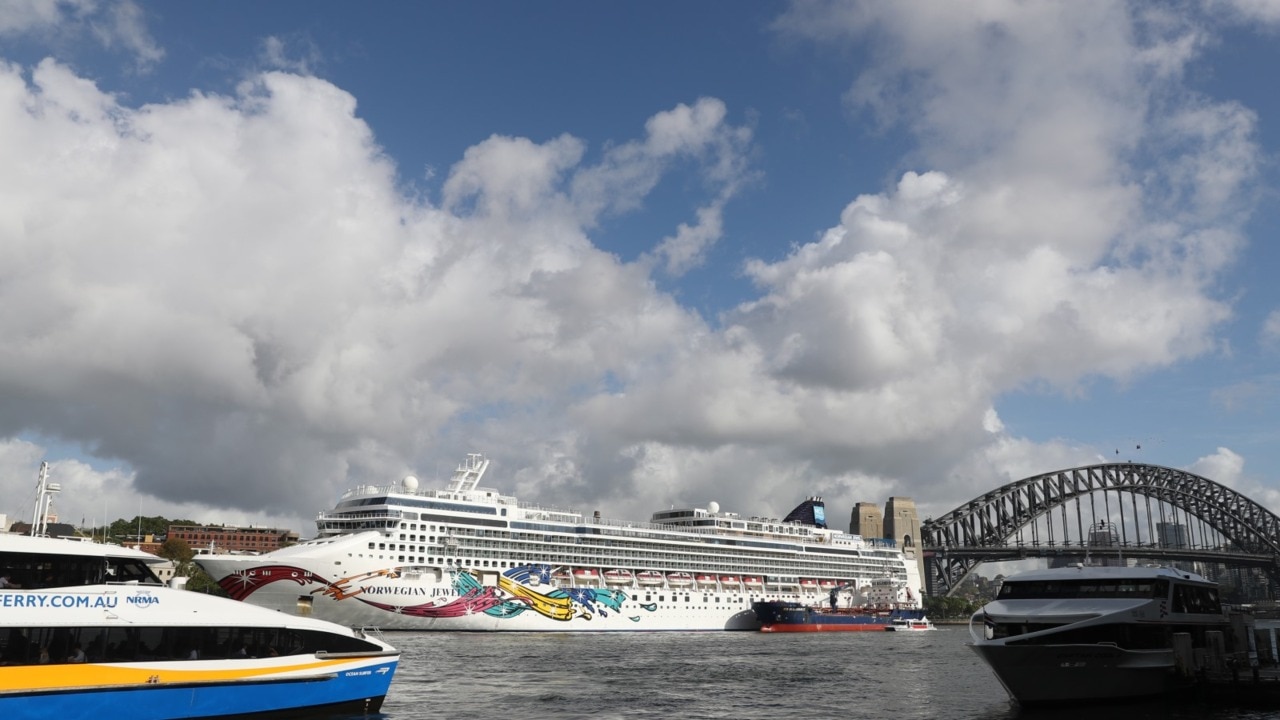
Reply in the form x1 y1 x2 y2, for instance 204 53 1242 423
969 642 1175 705
0 654 398 720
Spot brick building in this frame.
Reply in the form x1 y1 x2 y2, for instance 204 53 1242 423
167 524 299 554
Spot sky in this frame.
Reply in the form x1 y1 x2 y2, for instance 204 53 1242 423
2 0 1280 540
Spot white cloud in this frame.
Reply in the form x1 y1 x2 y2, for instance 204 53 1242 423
1261 310 1280 348
0 54 760 527
1186 447 1280 518
0 0 71 35
0 0 162 72
0 2 1269 537
1217 0 1280 25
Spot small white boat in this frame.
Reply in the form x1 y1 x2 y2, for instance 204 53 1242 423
695 574 717 587
667 572 694 587
885 616 935 631
637 571 665 586
603 569 633 585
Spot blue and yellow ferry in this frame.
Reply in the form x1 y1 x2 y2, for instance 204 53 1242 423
0 532 399 720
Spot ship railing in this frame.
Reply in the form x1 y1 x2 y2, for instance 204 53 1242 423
586 515 840 546
316 510 403 522
516 501 582 516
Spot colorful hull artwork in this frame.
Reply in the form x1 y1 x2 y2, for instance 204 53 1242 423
219 564 653 625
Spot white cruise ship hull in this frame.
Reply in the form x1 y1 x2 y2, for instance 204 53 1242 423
200 548 799 632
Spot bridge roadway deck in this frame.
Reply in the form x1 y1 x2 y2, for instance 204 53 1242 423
925 545 1279 568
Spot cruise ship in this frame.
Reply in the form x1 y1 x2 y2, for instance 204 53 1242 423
197 454 923 631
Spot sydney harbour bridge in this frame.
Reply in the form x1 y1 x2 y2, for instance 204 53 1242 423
920 462 1280 596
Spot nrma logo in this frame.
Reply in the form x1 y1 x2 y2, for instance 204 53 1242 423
126 592 160 608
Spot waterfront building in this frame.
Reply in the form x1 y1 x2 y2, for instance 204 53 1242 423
168 524 299 554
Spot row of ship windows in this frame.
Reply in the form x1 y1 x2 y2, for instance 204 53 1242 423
344 524 905 579
380 519 867 553
356 550 899 582
399 527 901 566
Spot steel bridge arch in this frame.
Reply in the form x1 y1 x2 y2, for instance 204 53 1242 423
921 462 1280 595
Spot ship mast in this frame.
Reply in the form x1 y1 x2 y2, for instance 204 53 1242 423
30 462 61 537
446 453 489 494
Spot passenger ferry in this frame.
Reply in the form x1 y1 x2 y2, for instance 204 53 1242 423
0 531 399 719
969 564 1233 705
197 453 923 631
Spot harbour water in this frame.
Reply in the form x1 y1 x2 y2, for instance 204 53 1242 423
363 627 1278 720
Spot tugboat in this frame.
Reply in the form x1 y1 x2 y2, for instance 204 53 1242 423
753 575 928 632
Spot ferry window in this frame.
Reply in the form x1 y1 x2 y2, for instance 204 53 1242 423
997 580 1156 600
1172 585 1221 614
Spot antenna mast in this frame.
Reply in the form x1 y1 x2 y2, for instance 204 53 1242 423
30 462 61 537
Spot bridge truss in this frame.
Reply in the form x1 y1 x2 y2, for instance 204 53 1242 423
920 463 1280 595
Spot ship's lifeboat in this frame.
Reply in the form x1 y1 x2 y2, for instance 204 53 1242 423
800 578 819 590
695 574 717 587
572 568 599 582
667 572 694 587
551 569 571 585
604 569 633 585
719 575 741 586
637 570 665 586
743 576 763 588
819 579 839 589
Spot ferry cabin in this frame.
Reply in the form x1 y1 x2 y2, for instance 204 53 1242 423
983 571 1224 646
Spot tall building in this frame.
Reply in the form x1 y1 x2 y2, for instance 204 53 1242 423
883 497 921 548
849 502 883 539
883 497 924 593
1157 522 1188 548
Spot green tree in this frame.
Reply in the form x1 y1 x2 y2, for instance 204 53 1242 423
184 567 230 596
159 537 195 564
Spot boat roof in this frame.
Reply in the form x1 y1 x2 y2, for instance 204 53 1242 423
0 532 164 564
1001 565 1209 584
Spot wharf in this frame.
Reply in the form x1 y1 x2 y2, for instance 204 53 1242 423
1174 615 1280 705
